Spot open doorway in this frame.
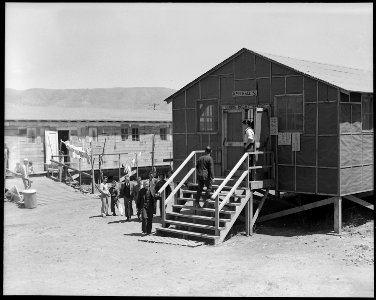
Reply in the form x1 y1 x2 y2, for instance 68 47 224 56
58 130 70 163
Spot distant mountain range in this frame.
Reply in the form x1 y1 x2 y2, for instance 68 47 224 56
5 87 176 121
5 87 176 110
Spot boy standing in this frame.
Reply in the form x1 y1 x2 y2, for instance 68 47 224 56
109 179 120 216
98 176 110 217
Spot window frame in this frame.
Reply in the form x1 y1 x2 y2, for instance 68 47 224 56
131 127 139 141
197 100 219 133
274 94 304 133
362 94 373 131
88 127 98 141
121 127 129 141
27 128 37 143
160 127 167 141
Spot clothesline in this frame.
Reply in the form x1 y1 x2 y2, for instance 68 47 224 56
62 140 92 164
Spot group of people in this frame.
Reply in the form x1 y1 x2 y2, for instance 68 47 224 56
14 158 34 190
97 171 172 235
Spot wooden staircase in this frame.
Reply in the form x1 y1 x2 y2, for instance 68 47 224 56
155 150 275 245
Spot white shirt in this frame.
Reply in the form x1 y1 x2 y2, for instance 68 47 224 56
244 127 254 143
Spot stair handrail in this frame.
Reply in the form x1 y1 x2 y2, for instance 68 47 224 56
157 150 205 195
164 168 195 206
218 170 248 211
210 152 249 200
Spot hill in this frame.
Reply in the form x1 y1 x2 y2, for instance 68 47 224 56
5 87 176 111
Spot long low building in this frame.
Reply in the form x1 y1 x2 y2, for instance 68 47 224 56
4 106 173 175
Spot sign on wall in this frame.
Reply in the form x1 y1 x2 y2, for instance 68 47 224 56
278 132 291 145
291 132 301 151
232 90 258 97
270 117 278 135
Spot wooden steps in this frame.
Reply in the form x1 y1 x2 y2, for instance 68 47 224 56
164 219 225 230
171 204 235 214
157 227 220 243
167 212 231 222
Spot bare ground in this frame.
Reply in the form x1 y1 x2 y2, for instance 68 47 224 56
3 177 374 296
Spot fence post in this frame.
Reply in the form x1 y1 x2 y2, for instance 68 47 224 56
118 154 121 181
161 190 166 228
246 154 250 189
91 143 95 194
215 195 220 236
79 158 82 186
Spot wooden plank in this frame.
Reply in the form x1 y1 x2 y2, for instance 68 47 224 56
257 196 336 223
344 194 374 210
251 188 269 227
334 197 342 234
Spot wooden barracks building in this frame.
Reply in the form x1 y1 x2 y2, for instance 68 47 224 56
165 48 373 197
155 48 373 243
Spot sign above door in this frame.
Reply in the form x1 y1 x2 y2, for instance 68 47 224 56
232 90 258 97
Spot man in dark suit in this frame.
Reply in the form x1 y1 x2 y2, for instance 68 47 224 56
194 146 215 208
138 180 155 235
121 175 134 222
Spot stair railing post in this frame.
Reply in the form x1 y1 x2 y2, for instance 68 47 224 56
246 153 250 190
193 152 197 185
215 195 220 236
161 189 166 228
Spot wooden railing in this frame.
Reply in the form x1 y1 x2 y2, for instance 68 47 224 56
211 151 275 236
157 150 205 227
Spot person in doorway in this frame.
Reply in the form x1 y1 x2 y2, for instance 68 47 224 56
133 176 143 222
155 173 172 216
20 158 32 190
242 119 255 180
109 179 120 216
138 180 155 235
194 146 215 208
98 176 111 217
122 175 134 222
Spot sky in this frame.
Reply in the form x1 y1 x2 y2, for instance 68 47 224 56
5 2 373 91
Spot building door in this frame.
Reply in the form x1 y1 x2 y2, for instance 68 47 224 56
45 130 58 165
58 130 70 163
222 109 245 175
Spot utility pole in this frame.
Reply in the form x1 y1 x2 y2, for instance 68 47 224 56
151 134 155 170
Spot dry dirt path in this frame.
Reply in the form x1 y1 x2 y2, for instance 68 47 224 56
3 177 374 296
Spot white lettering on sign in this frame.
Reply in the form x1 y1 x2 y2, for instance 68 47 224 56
222 104 254 110
278 132 291 145
232 90 258 97
291 132 301 151
270 117 278 135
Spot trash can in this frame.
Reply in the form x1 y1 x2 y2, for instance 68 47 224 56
23 189 37 209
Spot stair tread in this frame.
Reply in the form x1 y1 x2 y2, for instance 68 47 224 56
165 219 224 229
180 189 246 197
156 227 219 239
177 198 242 206
167 212 231 222
172 204 235 214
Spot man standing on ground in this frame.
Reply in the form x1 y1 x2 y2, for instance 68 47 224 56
98 176 111 217
138 180 155 235
133 176 143 222
20 158 32 190
109 179 120 216
149 171 158 214
122 175 134 222
194 146 215 208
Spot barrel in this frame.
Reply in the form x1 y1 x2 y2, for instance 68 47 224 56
23 189 37 209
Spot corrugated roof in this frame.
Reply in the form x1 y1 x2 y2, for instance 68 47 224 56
5 105 172 122
257 51 373 93
165 48 373 102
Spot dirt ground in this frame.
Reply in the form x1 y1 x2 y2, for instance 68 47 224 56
3 177 374 296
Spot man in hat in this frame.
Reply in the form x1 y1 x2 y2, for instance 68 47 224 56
154 173 171 216
138 180 155 235
242 119 255 179
121 175 134 221
194 146 215 208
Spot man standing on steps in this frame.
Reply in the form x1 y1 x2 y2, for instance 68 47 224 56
243 119 255 180
194 146 215 208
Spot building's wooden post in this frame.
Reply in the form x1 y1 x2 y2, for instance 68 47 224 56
136 152 139 179
151 134 155 170
193 152 197 185
215 195 220 236
245 190 253 236
161 190 166 228
91 143 95 194
334 196 342 234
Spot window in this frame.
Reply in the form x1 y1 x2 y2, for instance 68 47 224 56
197 101 218 132
18 128 27 136
362 95 373 130
275 95 303 131
132 127 139 141
160 128 167 140
121 127 128 141
27 128 36 143
88 127 97 141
